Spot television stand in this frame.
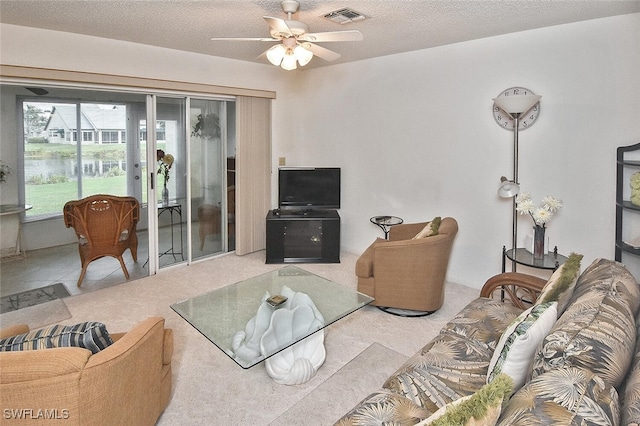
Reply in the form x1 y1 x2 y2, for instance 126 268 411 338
266 209 340 264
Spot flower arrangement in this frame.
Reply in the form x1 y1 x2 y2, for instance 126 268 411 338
515 192 563 228
0 161 10 183
157 149 174 188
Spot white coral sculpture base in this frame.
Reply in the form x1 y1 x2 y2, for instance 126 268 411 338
231 285 326 384
261 301 326 385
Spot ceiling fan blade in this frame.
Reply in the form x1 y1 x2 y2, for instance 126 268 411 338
305 43 341 62
263 16 292 37
299 30 363 43
210 37 275 42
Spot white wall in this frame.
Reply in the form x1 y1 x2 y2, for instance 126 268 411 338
2 15 640 286
278 14 640 287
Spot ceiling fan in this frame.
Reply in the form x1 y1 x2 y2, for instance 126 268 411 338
210 0 363 70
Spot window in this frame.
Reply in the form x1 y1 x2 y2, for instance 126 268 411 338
22 101 131 218
101 130 120 143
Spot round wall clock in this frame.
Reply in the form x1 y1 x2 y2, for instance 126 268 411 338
493 87 541 131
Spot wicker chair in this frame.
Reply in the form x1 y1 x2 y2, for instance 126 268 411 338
356 217 458 315
63 194 140 287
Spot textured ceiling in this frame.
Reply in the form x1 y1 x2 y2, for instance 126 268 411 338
1 1 639 70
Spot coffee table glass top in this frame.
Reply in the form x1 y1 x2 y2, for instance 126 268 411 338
171 266 374 368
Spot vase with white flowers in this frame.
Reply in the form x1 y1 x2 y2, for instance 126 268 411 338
515 192 563 259
157 150 174 206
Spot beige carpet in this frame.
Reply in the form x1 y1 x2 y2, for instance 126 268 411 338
6 250 480 425
273 343 408 425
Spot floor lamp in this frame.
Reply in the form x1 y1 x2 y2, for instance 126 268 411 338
492 88 541 270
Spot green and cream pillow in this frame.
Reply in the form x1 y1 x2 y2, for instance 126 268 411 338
535 252 583 316
412 217 442 239
417 374 513 426
487 302 557 391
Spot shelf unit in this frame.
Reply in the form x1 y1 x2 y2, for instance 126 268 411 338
615 142 640 264
265 209 340 264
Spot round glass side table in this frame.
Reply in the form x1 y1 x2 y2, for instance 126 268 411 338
502 246 568 273
370 216 403 239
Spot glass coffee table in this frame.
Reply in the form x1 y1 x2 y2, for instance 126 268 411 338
171 266 374 373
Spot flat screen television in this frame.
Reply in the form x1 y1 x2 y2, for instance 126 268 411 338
278 167 341 210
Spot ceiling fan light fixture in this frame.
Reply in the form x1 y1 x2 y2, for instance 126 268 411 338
281 51 298 70
266 44 286 66
294 45 313 66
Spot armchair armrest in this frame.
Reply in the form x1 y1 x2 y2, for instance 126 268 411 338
0 324 30 339
480 272 547 310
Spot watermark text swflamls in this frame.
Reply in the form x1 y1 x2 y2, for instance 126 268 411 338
3 408 70 420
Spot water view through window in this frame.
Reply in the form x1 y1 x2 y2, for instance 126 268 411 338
22 101 165 218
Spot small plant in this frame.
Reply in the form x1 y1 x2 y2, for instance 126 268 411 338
0 161 10 183
27 174 47 185
27 174 69 185
48 175 69 184
105 166 125 177
192 113 221 139
27 137 49 144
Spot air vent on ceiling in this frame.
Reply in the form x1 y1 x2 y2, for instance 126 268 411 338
323 8 367 24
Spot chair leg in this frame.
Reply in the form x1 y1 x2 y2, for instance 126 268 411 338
130 243 138 262
77 265 89 287
117 256 130 279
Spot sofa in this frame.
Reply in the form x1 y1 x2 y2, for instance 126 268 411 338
0 317 173 425
356 217 458 313
336 257 640 425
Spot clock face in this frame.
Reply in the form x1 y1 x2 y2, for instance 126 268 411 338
493 87 541 131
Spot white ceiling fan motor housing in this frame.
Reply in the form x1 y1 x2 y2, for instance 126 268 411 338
270 19 309 38
281 1 300 15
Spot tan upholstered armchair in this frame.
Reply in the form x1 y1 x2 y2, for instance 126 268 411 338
63 194 140 287
0 317 173 426
356 217 458 314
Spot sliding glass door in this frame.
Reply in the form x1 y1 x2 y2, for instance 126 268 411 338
152 97 188 269
189 98 236 259
16 91 152 286
6 84 237 292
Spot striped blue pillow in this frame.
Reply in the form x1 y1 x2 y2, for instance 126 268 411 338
0 322 113 354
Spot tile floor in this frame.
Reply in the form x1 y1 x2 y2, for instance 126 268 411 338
0 224 228 298
0 235 150 298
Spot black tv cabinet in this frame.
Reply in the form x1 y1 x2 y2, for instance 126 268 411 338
266 209 340 264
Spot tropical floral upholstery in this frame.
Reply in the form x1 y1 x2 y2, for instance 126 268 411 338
623 311 640 426
334 390 429 425
336 258 640 426
497 367 620 425
335 298 522 424
530 258 640 388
